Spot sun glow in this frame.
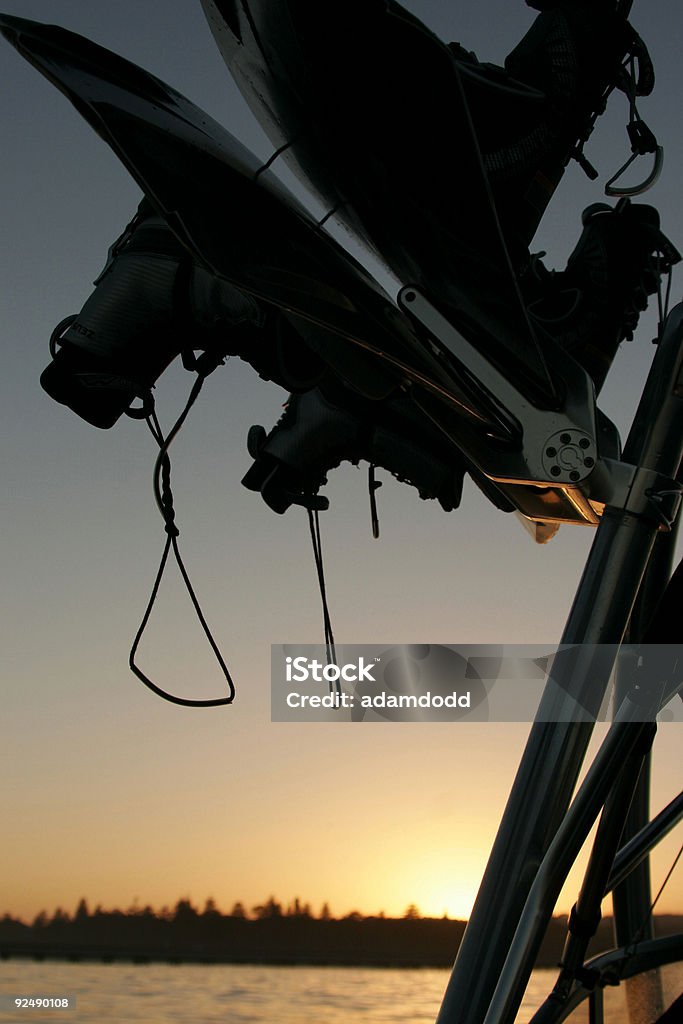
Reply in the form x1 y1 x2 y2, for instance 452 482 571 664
393 848 488 920
417 882 477 921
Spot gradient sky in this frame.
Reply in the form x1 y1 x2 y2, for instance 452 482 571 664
2 0 682 929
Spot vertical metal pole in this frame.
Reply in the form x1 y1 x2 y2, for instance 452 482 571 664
436 305 683 1024
436 519 654 1024
589 987 604 1024
614 758 666 1024
524 723 656 1024
611 465 681 1024
612 706 656 952
483 715 657 1024
612 526 679 945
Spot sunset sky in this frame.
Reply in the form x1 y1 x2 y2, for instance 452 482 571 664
2 0 682 930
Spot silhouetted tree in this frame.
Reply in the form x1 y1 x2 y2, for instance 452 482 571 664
173 899 199 924
0 914 30 942
74 898 90 922
229 901 248 919
403 904 421 920
202 898 221 919
319 903 332 921
252 897 283 919
286 897 312 918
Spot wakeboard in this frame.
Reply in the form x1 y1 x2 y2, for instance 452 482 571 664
201 0 558 404
0 12 512 433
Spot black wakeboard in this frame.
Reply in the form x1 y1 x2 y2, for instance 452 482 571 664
201 0 558 405
1 12 514 433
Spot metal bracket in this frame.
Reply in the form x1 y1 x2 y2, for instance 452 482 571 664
398 286 599 480
397 288 682 531
618 465 683 526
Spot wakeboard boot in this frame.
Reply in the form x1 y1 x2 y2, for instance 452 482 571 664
242 384 467 516
41 199 326 428
454 0 654 254
210 0 657 407
523 199 681 392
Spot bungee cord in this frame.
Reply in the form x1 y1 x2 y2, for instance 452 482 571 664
128 365 236 708
307 507 338 692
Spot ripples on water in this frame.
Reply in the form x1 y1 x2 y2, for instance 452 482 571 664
0 961 681 1023
0 962 544 1023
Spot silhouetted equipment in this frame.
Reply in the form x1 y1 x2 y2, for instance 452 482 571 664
2 4 683 1022
42 198 326 428
3 4 677 532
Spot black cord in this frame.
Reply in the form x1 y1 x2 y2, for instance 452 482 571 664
368 464 382 539
151 373 205 520
307 508 338 691
129 378 236 708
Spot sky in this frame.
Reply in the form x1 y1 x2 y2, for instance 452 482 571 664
1 0 682 932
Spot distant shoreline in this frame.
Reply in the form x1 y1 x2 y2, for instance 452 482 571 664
2 914 681 970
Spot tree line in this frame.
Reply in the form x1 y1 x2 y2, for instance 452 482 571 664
0 898 467 966
3 896 427 928
1 901 680 968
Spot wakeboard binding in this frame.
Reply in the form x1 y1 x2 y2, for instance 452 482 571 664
41 198 327 428
242 385 467 515
524 199 680 393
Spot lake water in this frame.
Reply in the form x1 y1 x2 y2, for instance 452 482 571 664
0 961 681 1023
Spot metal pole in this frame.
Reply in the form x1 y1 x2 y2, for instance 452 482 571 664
606 790 683 894
612 523 679 960
435 523 656 1024
436 305 683 1024
527 726 655 1024
483 715 657 1024
537 725 656 1012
